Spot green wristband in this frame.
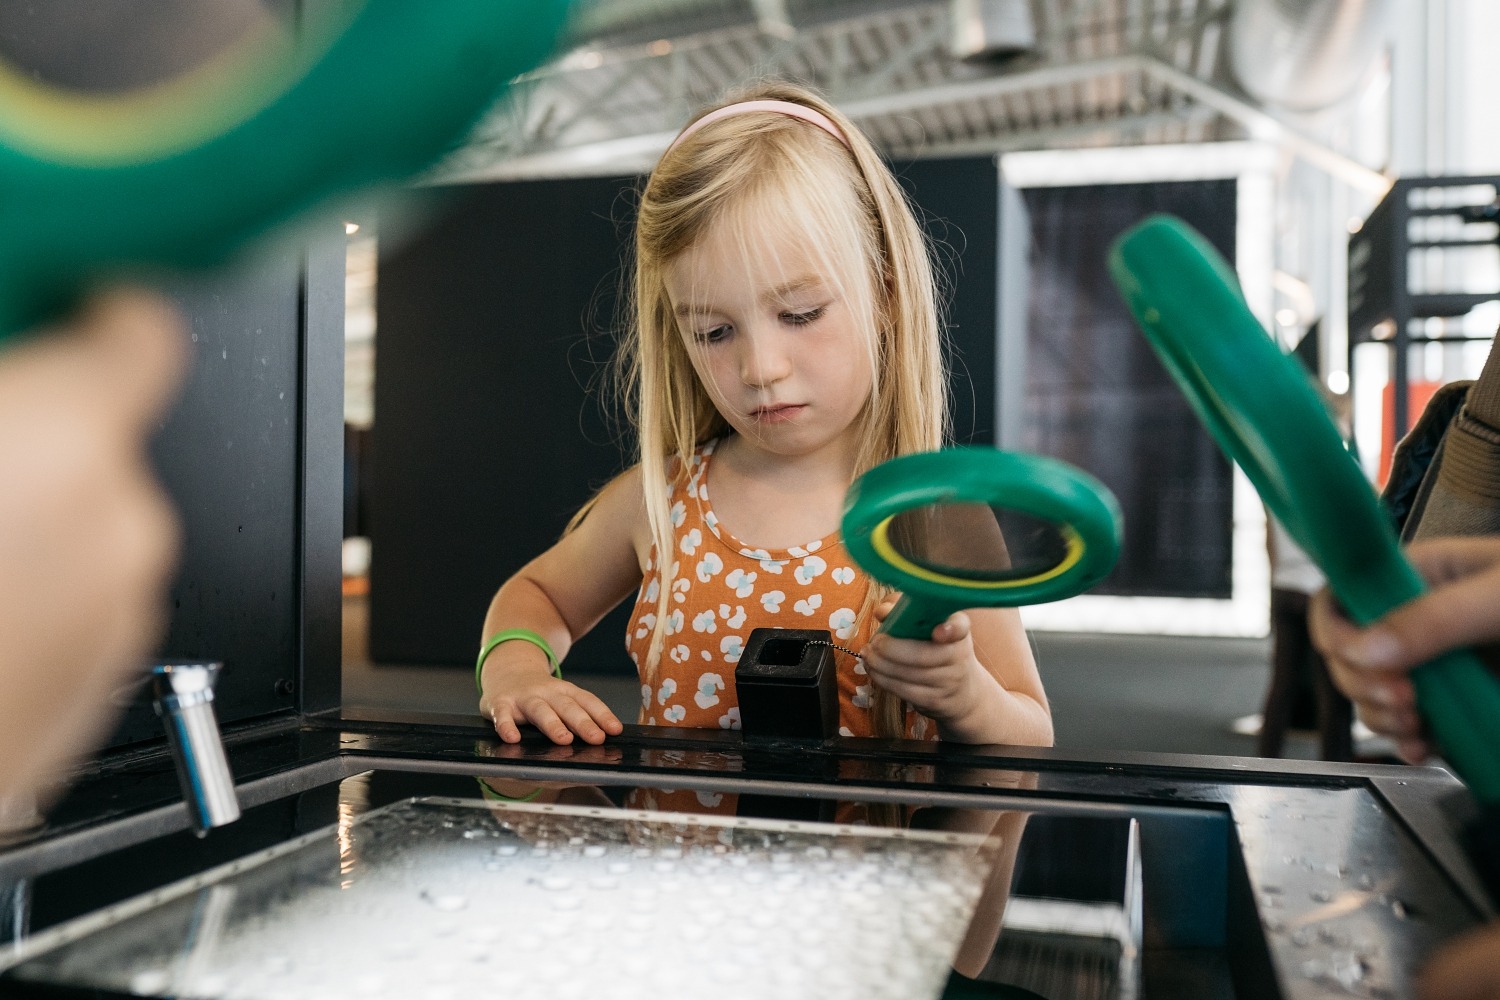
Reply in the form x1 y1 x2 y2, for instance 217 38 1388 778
476 628 561 692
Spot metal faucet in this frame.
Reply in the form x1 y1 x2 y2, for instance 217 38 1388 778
150 662 240 835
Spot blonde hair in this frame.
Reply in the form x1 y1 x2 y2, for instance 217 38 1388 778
617 81 949 737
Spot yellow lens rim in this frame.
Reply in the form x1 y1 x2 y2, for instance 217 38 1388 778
869 516 1085 590
0 7 353 165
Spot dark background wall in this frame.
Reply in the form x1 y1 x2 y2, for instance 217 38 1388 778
103 235 345 748
1023 180 1237 599
369 157 1002 671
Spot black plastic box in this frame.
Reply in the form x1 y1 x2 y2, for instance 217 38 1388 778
734 628 839 740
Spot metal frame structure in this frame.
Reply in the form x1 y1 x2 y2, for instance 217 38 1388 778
436 0 1384 192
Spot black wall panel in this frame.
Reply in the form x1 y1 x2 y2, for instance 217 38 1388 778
370 159 1003 669
106 252 310 747
1022 180 1237 598
370 178 635 671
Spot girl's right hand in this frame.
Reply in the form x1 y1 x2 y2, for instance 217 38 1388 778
480 663 623 746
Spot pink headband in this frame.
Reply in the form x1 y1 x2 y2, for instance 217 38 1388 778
665 99 851 155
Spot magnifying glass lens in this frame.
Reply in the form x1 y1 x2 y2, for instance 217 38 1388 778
886 503 1072 582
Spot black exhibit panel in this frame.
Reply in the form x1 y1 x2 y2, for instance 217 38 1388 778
370 178 637 672
370 160 1008 669
897 156 1000 446
1023 180 1237 599
97 235 346 749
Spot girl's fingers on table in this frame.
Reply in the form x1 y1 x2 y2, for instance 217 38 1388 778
569 686 625 734
519 697 574 744
554 697 608 745
491 706 522 744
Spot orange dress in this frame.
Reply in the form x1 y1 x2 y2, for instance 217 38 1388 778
623 439 934 741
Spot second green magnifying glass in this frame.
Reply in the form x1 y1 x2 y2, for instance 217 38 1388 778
1109 214 1500 805
842 447 1124 640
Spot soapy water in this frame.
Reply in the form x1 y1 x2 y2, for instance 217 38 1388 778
7 797 997 1000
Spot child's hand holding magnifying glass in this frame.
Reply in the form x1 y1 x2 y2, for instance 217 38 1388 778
843 447 1123 744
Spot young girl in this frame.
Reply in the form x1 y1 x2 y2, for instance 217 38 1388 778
477 81 1050 750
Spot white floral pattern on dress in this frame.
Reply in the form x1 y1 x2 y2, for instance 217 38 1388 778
695 673 725 709
794 593 823 616
720 635 744 662
692 609 717 633
829 607 857 639
794 555 827 585
724 568 756 597
696 551 724 582
657 678 677 705
831 566 855 585
761 590 786 613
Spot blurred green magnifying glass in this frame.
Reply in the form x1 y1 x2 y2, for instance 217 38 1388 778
1109 214 1500 805
0 0 569 341
842 447 1123 640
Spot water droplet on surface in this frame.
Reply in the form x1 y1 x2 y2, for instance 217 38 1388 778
422 890 468 912
130 970 170 994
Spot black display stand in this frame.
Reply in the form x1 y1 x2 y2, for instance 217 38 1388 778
1349 175 1500 445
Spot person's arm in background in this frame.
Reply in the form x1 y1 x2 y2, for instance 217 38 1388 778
1309 535 1500 1000
0 289 186 807
1308 536 1500 765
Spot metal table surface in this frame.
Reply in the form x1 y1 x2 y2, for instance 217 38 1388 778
0 710 1489 999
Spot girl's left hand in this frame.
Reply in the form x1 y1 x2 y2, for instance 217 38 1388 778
861 598 992 734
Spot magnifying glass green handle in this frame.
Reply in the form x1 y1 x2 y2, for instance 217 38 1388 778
843 447 1123 641
0 0 569 340
1110 215 1500 805
882 596 977 642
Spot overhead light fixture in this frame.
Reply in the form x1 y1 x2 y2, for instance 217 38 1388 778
949 0 1036 62
345 222 361 235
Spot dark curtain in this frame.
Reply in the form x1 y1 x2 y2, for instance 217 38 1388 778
1023 180 1237 598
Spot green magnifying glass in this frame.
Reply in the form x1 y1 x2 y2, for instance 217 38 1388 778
1109 214 1500 805
0 0 569 340
842 447 1123 640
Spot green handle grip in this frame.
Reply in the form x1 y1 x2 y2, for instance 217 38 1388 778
1109 215 1500 804
0 0 569 340
882 594 971 641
